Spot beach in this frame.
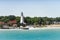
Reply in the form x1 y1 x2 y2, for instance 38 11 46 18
0 25 60 31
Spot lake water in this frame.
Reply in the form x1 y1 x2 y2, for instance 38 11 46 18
0 29 60 40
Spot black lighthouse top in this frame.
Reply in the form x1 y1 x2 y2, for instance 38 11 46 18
21 12 23 16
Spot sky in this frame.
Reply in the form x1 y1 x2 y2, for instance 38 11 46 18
0 0 60 17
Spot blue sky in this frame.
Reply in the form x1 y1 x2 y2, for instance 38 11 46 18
0 0 60 17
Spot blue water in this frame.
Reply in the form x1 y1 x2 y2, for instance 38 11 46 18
0 29 60 40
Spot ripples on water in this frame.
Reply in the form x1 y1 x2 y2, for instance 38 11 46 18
0 29 60 40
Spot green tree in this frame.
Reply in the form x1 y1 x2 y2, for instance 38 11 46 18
25 17 31 25
16 16 20 23
8 15 16 20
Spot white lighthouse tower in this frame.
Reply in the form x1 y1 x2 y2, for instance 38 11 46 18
20 12 26 27
20 12 24 23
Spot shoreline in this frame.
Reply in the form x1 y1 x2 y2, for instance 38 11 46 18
29 27 60 30
0 27 60 31
1 24 60 30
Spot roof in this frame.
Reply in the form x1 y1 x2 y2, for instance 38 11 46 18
8 20 17 24
0 21 4 25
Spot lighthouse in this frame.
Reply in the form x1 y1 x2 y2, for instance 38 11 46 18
20 12 26 27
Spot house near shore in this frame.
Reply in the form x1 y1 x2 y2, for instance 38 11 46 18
0 21 4 25
8 20 17 27
0 19 17 28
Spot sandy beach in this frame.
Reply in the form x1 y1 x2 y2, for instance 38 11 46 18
0 26 60 31
0 24 60 31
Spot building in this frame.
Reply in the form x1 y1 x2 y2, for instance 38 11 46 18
20 12 26 27
8 20 17 27
0 21 4 25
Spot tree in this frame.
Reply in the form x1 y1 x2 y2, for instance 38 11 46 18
25 17 31 25
16 16 20 23
8 15 16 20
1 16 9 23
0 16 4 21
33 17 39 25
55 17 60 22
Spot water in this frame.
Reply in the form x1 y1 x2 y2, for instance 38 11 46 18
0 29 60 40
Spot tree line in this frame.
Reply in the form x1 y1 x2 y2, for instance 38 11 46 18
0 15 60 26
